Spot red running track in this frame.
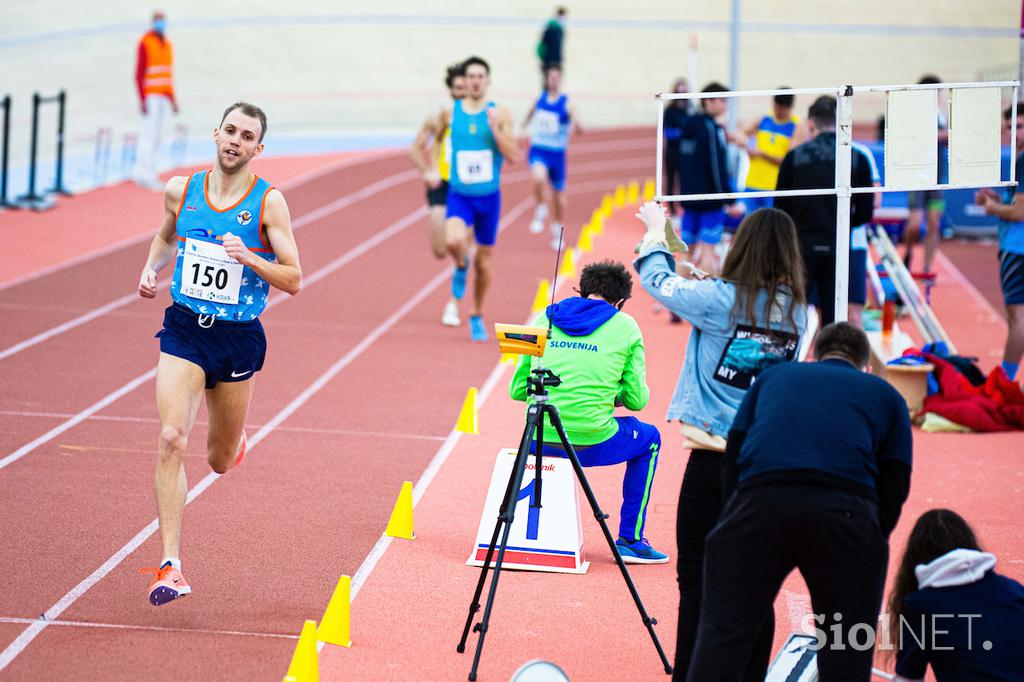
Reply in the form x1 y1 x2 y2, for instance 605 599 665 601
0 128 659 680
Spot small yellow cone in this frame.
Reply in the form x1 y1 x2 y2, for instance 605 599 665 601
501 352 518 364
531 278 551 314
576 227 593 253
558 248 576 279
455 388 479 435
613 184 626 207
317 576 352 648
590 212 604 235
626 180 640 204
285 620 319 682
643 179 656 202
600 194 614 216
384 480 415 539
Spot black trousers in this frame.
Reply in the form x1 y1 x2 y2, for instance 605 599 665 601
687 482 889 682
673 450 772 682
801 238 837 327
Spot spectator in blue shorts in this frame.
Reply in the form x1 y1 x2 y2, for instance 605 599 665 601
525 64 581 250
977 104 1024 382
677 82 740 275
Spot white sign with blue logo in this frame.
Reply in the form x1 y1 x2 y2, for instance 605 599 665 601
467 448 588 574
181 238 243 304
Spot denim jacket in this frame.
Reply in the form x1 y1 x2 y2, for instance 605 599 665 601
634 246 807 439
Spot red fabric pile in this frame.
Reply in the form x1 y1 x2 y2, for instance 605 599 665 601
921 354 1024 432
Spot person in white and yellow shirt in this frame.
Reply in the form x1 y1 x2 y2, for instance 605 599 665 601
741 90 804 212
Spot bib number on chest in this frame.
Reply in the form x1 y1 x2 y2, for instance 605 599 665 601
180 238 243 305
532 110 561 137
456 149 494 185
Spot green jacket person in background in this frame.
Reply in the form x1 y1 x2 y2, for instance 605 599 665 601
510 260 666 563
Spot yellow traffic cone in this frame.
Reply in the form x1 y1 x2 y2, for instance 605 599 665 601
455 387 479 435
613 184 626 207
626 180 640 204
642 179 656 202
558 248 576 279
384 480 415 539
576 227 593 253
285 620 319 682
590 212 604 235
531 279 551 314
600 194 614 217
317 576 352 648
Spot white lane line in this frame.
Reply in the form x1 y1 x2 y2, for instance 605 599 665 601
935 250 1007 329
0 170 418 363
0 196 535 672
0 616 299 641
0 144 647 362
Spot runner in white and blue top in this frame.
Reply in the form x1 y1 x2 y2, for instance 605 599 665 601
524 65 579 249
136 102 302 607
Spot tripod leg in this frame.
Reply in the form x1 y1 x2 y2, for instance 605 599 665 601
458 410 538 654
545 405 674 675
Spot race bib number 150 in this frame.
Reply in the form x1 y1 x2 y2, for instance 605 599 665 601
180 238 243 304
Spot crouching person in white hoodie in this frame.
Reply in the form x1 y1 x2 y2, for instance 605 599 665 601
889 509 1024 682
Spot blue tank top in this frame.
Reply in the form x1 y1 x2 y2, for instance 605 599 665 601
530 93 570 151
170 171 276 321
449 100 502 196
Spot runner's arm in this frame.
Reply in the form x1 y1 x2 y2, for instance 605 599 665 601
223 189 302 296
489 106 521 163
520 103 536 133
409 108 447 185
138 176 187 298
983 191 1024 222
568 102 582 135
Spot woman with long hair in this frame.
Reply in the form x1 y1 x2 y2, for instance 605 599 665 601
889 509 1024 682
634 202 807 682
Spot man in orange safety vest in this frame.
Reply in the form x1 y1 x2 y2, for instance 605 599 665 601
135 11 178 190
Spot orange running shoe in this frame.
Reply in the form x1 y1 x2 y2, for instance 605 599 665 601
234 430 247 467
140 563 191 606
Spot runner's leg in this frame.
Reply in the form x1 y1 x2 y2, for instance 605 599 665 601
205 378 254 474
155 352 206 561
428 205 448 260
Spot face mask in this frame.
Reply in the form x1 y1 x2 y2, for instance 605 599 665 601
153 19 166 33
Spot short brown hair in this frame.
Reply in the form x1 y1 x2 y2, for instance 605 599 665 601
220 102 267 142
814 322 870 368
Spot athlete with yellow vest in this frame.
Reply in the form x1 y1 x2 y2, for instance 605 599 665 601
136 102 302 605
135 11 179 190
741 91 804 212
409 63 467 326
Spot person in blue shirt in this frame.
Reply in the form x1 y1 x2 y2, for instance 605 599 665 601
524 65 581 250
688 322 912 682
136 102 302 606
633 201 807 681
976 104 1024 382
889 509 1024 682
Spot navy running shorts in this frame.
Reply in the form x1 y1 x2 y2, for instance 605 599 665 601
156 304 267 389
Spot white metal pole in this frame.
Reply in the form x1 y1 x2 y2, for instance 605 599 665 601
727 0 741 132
1012 87 1019 185
656 97 665 200
688 33 699 109
834 86 854 324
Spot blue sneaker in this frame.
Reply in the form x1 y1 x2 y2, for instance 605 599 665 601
451 256 470 300
469 315 488 342
615 537 669 564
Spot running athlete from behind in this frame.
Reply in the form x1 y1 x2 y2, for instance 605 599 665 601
524 64 581 250
409 62 468 326
136 102 301 605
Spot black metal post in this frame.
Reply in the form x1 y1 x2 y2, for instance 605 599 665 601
16 92 44 205
0 95 10 208
48 90 70 195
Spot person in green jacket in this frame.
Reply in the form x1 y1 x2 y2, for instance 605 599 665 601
510 260 666 563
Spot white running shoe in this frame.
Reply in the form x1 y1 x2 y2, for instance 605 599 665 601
550 223 564 251
529 205 548 234
441 300 460 327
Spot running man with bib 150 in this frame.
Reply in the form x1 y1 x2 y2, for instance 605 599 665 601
136 102 301 605
409 62 467 327
524 64 581 250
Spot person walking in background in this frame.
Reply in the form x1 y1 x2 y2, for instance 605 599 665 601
537 7 567 70
633 202 807 681
889 509 1024 682
135 11 178 190
976 104 1024 383
775 96 875 327
740 90 804 213
902 74 948 274
689 323 912 682
663 78 692 227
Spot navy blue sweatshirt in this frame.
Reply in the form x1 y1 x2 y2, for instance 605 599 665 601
677 110 732 210
723 358 913 534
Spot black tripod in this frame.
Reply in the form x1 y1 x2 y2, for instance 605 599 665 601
457 364 673 680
